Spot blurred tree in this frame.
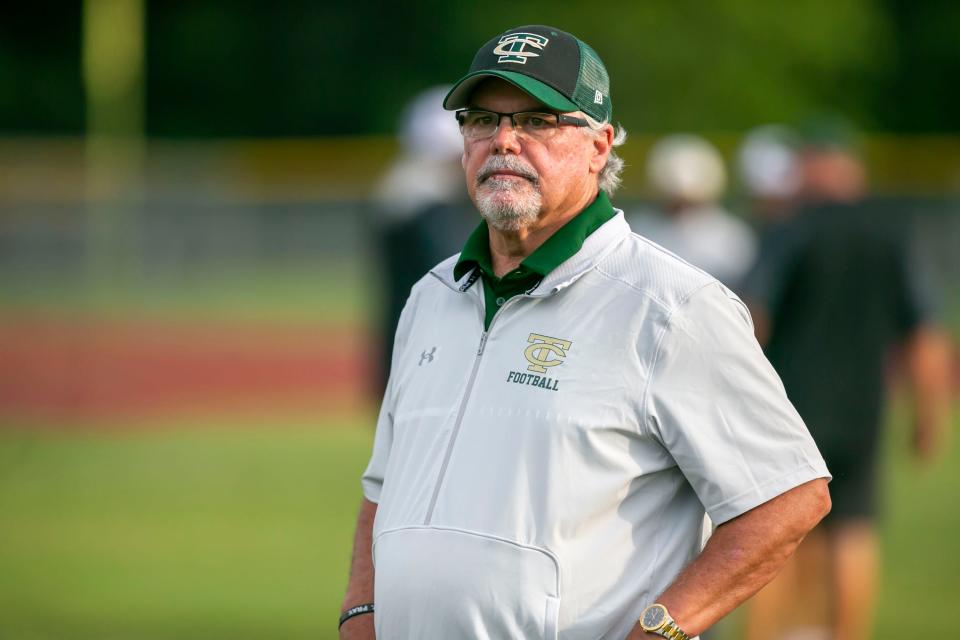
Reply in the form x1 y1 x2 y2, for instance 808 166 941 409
144 0 897 136
539 0 892 132
2 1 958 137
0 4 84 134
145 0 474 136
873 0 960 132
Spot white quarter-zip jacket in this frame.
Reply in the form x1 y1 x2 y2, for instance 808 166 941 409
362 212 830 640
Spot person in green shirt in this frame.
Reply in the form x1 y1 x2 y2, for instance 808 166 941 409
454 190 615 330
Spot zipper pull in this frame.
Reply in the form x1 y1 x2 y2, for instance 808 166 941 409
477 332 489 356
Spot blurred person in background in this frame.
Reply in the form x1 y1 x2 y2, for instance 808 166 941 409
741 116 954 640
735 124 803 229
628 134 756 290
370 86 476 394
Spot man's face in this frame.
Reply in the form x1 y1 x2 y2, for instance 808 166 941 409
800 148 866 203
461 79 608 232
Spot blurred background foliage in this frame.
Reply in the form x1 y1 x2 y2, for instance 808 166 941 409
2 1 960 137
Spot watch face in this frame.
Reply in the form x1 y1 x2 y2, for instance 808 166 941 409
642 605 666 629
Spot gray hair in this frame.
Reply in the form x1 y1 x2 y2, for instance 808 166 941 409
583 115 628 196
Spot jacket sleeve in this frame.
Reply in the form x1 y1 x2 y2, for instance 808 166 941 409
361 289 418 503
644 282 831 524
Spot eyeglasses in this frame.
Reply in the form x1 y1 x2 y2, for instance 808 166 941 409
455 109 590 141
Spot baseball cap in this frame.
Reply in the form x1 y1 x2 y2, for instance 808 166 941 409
797 113 861 152
647 134 727 204
399 85 463 160
737 125 801 198
443 25 612 123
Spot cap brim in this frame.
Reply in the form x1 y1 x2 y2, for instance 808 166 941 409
443 70 578 113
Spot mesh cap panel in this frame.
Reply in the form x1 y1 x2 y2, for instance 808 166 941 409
573 41 611 122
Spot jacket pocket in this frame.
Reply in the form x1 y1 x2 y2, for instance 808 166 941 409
373 526 561 640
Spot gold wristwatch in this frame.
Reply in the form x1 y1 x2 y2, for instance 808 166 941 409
639 603 691 640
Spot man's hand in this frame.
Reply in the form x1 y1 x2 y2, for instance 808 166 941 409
339 612 375 639
905 327 953 465
636 478 831 637
913 414 943 461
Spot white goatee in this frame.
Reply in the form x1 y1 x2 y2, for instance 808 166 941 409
475 156 542 231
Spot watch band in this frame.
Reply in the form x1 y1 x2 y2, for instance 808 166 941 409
659 620 691 640
640 603 691 640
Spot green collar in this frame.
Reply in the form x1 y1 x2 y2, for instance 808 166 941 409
454 191 615 281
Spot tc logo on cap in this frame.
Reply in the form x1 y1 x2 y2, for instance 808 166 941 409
493 33 549 64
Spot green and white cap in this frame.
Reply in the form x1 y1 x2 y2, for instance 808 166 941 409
443 25 612 123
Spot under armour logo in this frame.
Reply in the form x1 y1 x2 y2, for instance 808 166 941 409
594 90 603 105
419 347 436 366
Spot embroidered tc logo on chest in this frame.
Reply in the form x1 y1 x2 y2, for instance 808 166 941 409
524 333 572 372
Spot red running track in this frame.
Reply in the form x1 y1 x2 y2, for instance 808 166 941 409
0 317 376 422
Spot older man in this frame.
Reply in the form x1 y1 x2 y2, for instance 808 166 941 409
340 25 830 640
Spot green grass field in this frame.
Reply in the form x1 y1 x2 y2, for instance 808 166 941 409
0 263 374 324
0 409 958 639
2 268 957 638
0 415 376 640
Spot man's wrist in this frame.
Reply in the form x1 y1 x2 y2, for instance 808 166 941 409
638 603 691 640
338 603 375 629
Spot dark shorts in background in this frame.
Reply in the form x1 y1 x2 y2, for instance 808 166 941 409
808 415 883 523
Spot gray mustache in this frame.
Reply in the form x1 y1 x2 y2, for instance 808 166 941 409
477 158 539 185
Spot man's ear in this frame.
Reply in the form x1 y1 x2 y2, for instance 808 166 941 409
589 124 615 174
